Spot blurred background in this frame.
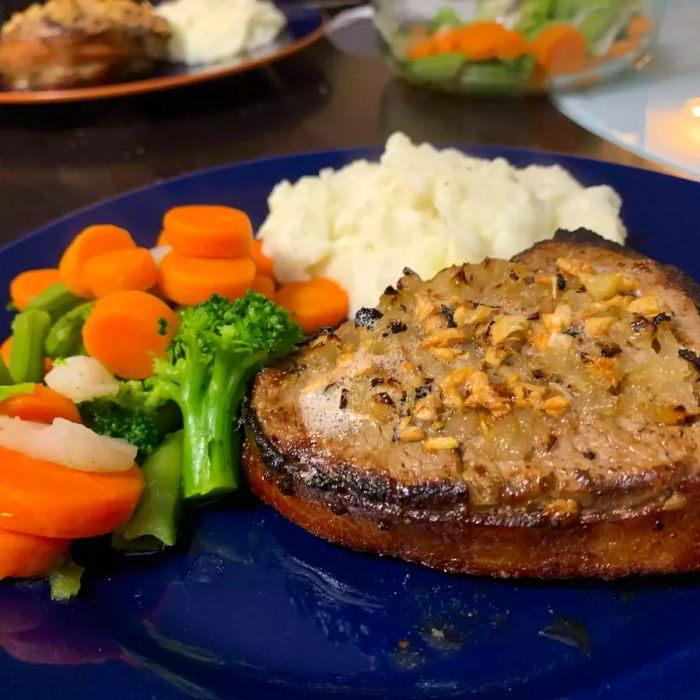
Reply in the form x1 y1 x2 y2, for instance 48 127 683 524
0 0 697 242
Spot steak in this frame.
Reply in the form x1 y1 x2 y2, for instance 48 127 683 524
243 229 700 578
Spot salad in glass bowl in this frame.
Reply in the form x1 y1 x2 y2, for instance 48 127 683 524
374 0 665 95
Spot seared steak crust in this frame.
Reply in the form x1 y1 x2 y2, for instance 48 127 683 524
244 230 700 577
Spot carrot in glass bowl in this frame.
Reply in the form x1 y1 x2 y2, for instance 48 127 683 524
530 24 587 75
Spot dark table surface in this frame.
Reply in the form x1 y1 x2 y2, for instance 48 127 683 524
0 33 675 246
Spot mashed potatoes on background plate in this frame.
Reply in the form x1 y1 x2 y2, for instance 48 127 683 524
156 0 285 66
259 133 627 313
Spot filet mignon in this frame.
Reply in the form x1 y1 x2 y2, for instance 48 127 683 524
243 229 700 578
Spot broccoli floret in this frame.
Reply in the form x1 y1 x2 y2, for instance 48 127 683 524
151 292 303 500
80 381 179 461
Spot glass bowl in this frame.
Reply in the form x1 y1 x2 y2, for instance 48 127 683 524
373 0 665 96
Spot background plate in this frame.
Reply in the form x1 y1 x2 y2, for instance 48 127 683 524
0 5 325 104
553 0 700 181
2 148 700 700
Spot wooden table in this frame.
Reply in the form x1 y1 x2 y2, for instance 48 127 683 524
0 37 669 245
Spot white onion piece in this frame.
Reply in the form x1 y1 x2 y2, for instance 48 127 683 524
150 244 172 267
45 356 120 403
0 417 137 472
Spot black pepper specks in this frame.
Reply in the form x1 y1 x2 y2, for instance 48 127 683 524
599 342 622 358
339 388 348 409
582 450 596 461
556 273 567 291
355 307 383 329
653 312 672 325
415 378 434 400
631 315 652 333
389 320 408 334
679 348 700 371
384 285 398 296
440 305 457 328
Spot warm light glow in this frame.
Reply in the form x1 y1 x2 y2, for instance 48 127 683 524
686 97 700 118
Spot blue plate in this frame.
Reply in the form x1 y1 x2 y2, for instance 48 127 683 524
2 148 700 700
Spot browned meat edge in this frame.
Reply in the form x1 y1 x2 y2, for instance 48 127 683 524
244 436 700 578
243 228 700 577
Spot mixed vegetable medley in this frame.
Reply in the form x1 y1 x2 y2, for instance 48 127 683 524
394 0 657 91
0 205 349 598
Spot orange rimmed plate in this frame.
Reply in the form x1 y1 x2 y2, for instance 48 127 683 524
0 5 326 104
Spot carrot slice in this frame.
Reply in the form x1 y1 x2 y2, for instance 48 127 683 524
531 24 587 75
275 278 349 334
157 230 171 247
59 225 136 298
82 291 177 380
250 239 275 278
83 248 158 298
163 205 253 259
433 28 459 54
0 527 69 579
1 339 52 377
455 21 509 61
628 15 654 39
0 445 143 539
0 385 80 424
10 270 61 312
408 37 436 60
607 38 641 60
497 30 529 60
158 252 256 306
251 276 275 298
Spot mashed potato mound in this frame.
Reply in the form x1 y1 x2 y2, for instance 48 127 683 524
156 0 285 66
259 133 627 313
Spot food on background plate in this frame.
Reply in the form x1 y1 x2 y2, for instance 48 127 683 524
259 133 627 313
380 1 658 93
155 0 286 66
245 229 700 578
0 203 345 597
0 0 170 91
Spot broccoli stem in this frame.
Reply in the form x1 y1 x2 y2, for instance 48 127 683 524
118 430 183 547
9 310 52 383
26 281 83 322
181 363 246 499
